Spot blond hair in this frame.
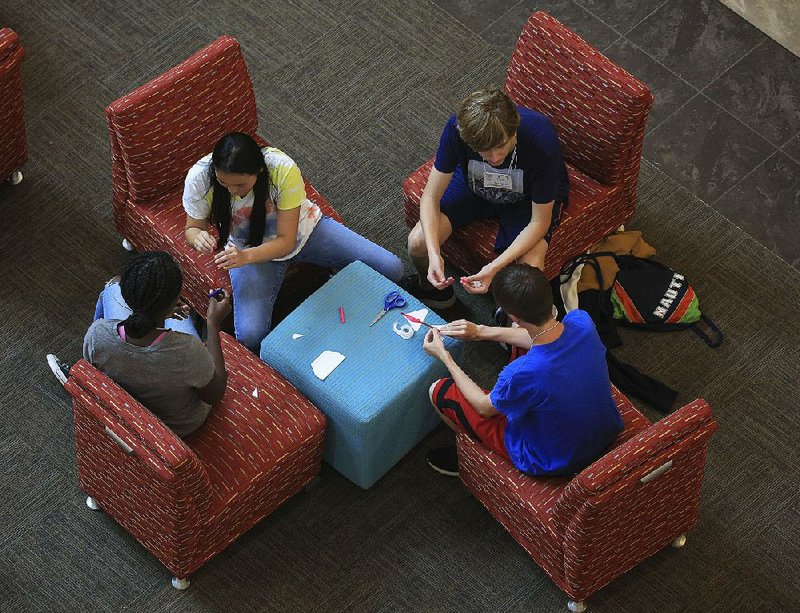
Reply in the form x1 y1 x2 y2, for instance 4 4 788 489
456 88 520 151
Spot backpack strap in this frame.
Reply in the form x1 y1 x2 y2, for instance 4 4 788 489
691 314 724 348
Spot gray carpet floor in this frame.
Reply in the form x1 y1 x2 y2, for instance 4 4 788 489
1 1 798 612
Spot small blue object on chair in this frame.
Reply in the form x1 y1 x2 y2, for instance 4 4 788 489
261 261 463 488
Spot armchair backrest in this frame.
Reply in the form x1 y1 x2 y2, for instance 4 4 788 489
551 399 717 596
65 360 213 569
105 36 257 214
505 12 653 186
0 28 27 181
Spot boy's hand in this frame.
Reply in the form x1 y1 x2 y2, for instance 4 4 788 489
423 328 449 361
207 290 232 326
460 265 494 294
439 319 480 341
427 253 454 290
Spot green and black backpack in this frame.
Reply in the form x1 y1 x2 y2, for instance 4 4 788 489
563 252 723 348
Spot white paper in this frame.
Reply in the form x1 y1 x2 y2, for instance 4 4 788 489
403 308 429 332
252 388 259 398
311 350 346 380
292 333 304 340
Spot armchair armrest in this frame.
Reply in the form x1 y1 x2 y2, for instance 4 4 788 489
0 28 23 66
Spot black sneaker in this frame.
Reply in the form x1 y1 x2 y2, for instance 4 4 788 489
401 274 456 310
46 354 71 386
426 446 459 477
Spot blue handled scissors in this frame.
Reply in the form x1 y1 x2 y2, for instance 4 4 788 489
369 290 407 327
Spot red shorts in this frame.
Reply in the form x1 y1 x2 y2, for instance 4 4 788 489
431 378 509 459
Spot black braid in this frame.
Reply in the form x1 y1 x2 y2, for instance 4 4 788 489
120 252 183 338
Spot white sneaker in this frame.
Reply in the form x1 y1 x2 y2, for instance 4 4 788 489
46 354 70 386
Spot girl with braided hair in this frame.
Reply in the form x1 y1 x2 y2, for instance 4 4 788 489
183 132 404 351
48 252 231 438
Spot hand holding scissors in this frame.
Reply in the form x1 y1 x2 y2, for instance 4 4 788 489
369 291 407 327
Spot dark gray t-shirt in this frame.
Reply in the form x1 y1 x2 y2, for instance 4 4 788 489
83 320 215 438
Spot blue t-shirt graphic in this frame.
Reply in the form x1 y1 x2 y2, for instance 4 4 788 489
489 310 623 476
434 106 570 207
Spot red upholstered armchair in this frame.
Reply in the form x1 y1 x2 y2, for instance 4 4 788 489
63 332 326 589
0 27 27 185
105 36 342 314
403 11 654 279
458 388 717 612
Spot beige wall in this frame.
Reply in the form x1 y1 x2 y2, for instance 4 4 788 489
719 0 800 56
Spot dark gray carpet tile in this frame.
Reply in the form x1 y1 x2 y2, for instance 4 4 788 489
573 0 668 34
429 0 521 36
643 94 775 204
713 151 800 269
0 504 164 613
0 434 72 551
481 1 620 53
602 37 697 131
347 0 498 81
704 37 800 147
782 133 800 163
120 584 229 613
626 0 765 90
265 18 431 138
685 554 800 612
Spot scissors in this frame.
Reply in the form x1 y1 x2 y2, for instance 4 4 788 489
369 290 407 327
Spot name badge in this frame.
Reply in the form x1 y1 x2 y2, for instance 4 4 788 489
484 171 513 190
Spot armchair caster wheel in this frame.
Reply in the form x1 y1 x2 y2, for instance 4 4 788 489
672 534 687 548
171 577 190 590
304 476 321 492
568 600 587 612
86 496 101 511
121 238 135 252
9 171 23 185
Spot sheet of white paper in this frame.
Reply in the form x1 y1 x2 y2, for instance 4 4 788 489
311 350 346 380
252 388 259 398
292 333 304 340
404 308 429 332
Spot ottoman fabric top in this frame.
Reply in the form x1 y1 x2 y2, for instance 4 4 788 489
261 261 458 424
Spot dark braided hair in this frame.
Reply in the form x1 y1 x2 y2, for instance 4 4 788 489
120 252 183 338
208 132 271 248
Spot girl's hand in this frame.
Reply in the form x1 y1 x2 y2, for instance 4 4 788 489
193 230 217 254
214 245 250 270
170 299 191 321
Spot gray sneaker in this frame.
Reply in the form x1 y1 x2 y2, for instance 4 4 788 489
46 354 71 386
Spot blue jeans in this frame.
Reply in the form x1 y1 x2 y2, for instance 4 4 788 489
94 280 201 339
229 216 404 351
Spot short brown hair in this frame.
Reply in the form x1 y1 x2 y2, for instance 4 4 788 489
491 264 553 326
456 88 520 151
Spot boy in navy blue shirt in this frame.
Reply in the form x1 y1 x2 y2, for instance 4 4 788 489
406 87 569 309
422 264 622 477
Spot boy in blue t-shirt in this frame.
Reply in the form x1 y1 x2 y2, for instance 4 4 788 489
422 264 623 477
406 87 569 310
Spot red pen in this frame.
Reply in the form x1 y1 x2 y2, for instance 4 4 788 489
339 306 345 324
401 312 435 329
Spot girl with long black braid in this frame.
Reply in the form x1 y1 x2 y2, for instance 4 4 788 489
62 252 230 437
183 132 404 351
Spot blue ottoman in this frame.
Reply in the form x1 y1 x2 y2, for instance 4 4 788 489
260 261 463 488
